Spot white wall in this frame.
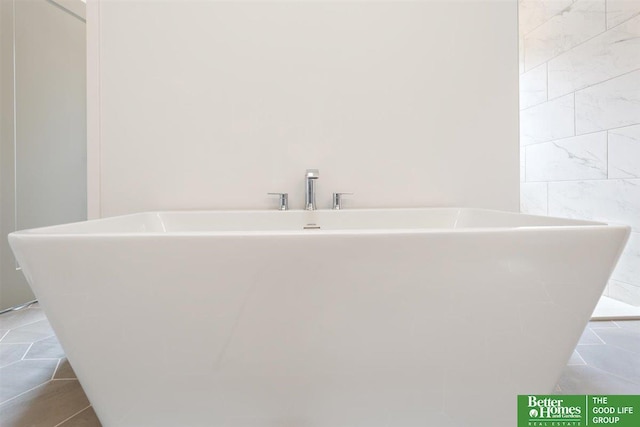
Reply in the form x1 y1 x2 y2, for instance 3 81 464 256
15 0 87 230
0 0 12 307
519 0 640 305
0 0 86 310
0 0 34 310
89 0 519 217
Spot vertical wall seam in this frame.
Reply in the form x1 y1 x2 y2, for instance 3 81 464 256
573 92 577 136
545 61 549 101
98 0 102 219
546 181 549 215
12 0 17 236
87 0 102 219
606 130 609 179
524 146 527 182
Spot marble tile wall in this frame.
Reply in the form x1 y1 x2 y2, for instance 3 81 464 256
609 124 640 178
519 0 640 305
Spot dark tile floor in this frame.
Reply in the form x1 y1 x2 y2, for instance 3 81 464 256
1 304 639 426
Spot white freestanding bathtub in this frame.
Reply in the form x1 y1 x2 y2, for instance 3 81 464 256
9 208 630 427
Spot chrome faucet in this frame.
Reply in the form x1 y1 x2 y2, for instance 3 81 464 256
267 192 289 210
305 169 319 210
332 192 353 210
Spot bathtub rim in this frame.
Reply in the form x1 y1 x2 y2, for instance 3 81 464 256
7 207 631 240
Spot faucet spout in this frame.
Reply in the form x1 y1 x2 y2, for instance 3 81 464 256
305 169 319 210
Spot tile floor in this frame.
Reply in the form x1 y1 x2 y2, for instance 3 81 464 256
558 320 640 394
1 304 639 426
0 304 100 426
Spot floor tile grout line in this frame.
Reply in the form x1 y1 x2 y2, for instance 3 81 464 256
589 322 622 329
25 357 65 361
0 317 50 333
51 358 62 381
590 328 609 344
20 342 34 360
54 405 93 427
2 340 55 346
572 349 587 366
30 333 58 343
612 320 629 328
0 358 30 370
607 343 640 358
0 376 78 410
2 333 58 346
0 341 31 348
0 352 54 369
0 379 52 407
580 361 640 387
0 358 59 382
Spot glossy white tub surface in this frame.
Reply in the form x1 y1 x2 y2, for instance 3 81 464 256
9 208 630 427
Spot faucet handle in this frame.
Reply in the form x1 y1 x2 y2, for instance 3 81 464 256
332 192 353 210
267 193 289 211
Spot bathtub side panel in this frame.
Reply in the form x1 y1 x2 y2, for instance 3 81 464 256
8 227 629 427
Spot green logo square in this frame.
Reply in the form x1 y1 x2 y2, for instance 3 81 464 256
519 395 585 426
519 395 640 427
